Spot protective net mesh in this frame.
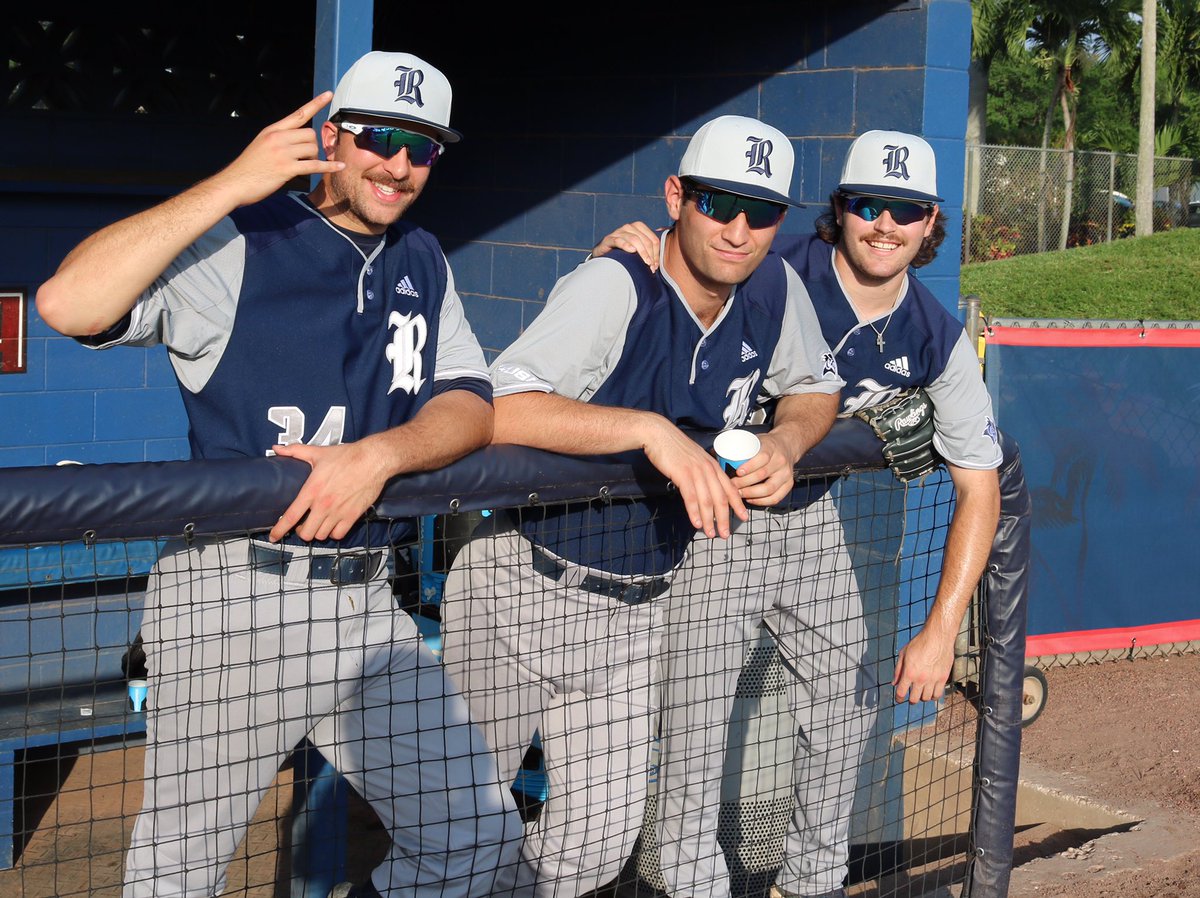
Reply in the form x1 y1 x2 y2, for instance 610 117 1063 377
0 465 986 898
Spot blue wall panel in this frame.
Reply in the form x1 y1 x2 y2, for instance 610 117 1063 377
761 71 856 137
492 246 558 304
856 68 925 133
827 7 926 68
920 0 973 315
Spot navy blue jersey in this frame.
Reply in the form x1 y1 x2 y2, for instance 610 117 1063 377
494 246 841 575
753 233 1001 509
84 192 492 548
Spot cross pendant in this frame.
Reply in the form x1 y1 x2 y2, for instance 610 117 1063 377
876 332 885 352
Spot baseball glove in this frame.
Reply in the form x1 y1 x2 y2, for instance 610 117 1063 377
855 388 941 483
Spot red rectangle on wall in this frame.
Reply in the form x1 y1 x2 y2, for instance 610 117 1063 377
0 290 27 374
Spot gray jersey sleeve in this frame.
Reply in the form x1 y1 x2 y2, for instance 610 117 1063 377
84 218 245 396
927 332 1003 470
759 261 845 400
491 258 637 400
434 261 491 385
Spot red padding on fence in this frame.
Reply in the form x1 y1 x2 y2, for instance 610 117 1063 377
1027 619 1200 657
987 326 1200 348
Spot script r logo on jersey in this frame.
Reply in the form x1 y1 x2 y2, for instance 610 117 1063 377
393 66 425 107
722 371 761 429
841 378 903 417
386 311 427 395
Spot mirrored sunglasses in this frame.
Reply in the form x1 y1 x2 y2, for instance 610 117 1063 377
844 195 932 226
684 184 788 229
338 122 444 166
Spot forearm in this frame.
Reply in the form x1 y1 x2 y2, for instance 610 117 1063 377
924 467 1002 642
767 391 838 462
493 390 666 454
268 390 493 543
36 175 245 336
38 91 340 338
493 389 746 538
364 389 494 477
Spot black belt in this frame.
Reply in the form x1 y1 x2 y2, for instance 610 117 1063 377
249 543 385 585
529 545 670 605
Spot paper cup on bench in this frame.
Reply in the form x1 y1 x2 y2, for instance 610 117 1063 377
128 679 148 713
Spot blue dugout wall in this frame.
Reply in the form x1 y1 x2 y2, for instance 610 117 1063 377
0 0 973 466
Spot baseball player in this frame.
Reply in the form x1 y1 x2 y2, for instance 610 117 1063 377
595 130 1002 898
439 115 843 898
36 51 520 898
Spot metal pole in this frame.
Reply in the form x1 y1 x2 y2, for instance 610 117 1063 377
964 145 975 263
961 293 983 356
1106 151 1115 242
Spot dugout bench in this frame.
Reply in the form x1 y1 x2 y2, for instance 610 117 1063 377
0 540 157 869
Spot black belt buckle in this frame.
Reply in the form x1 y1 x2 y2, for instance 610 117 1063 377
310 551 380 585
614 577 669 605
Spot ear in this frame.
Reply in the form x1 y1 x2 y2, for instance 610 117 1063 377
664 175 684 222
834 194 846 227
922 204 939 237
321 120 341 160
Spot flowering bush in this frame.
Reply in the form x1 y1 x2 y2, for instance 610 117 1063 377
967 215 1022 261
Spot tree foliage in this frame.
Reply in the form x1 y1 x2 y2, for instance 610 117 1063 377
976 0 1200 159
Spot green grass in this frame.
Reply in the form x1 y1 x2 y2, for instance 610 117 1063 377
958 227 1200 321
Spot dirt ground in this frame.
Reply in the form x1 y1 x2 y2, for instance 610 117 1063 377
1008 652 1200 898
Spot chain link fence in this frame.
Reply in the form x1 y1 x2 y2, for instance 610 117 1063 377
963 144 1198 263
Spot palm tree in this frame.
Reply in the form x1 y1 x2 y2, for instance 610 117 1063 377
967 0 1037 217
1137 0 1156 236
1113 0 1200 232
1156 0 1200 134
1025 0 1138 250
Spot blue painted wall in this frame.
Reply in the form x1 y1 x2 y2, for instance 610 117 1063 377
0 1 973 466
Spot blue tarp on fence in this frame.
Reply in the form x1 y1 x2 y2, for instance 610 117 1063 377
985 321 1200 651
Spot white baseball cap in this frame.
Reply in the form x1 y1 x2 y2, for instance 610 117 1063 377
679 115 797 206
330 51 462 143
838 130 943 203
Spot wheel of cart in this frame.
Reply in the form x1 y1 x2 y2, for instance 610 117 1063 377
1021 664 1048 727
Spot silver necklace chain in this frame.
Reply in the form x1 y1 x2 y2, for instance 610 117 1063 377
866 311 894 353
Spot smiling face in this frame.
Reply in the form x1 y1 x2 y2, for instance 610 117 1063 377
310 116 437 234
662 175 783 314
833 191 937 295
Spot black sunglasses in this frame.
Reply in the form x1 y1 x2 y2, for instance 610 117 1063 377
683 183 788 229
338 122 444 166
843 194 932 226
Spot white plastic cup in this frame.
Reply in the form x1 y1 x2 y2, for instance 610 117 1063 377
128 679 148 713
713 429 762 475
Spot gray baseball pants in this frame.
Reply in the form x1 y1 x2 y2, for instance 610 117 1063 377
440 519 669 898
123 535 520 898
656 494 876 898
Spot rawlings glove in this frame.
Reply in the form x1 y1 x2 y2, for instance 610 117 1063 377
855 388 941 483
